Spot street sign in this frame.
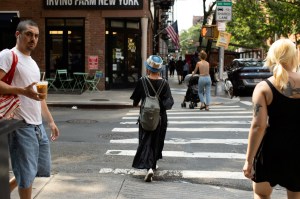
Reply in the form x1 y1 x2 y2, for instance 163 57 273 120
216 32 231 49
216 1 232 21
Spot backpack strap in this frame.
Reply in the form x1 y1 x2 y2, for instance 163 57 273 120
141 76 150 97
156 79 166 96
145 77 166 99
2 51 18 85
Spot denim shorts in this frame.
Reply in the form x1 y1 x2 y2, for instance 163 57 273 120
8 123 51 189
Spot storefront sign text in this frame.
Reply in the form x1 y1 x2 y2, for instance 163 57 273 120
44 0 143 9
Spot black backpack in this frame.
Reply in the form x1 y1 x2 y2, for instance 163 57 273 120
140 77 165 131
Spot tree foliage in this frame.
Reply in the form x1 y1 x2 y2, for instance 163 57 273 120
226 0 270 49
180 24 201 55
226 0 300 49
263 0 300 44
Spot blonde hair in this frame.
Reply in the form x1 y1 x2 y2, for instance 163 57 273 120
265 38 299 90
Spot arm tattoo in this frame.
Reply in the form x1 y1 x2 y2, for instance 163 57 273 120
253 103 262 117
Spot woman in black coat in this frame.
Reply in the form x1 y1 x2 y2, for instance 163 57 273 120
130 55 174 182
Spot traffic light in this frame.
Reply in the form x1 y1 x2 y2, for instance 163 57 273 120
201 25 219 39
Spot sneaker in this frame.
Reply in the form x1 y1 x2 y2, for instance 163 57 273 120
144 169 154 182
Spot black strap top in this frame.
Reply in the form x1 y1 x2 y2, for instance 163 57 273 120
265 79 300 132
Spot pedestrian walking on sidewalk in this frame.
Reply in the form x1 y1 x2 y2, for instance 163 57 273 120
168 58 176 77
0 19 59 199
130 55 174 182
192 50 211 111
175 56 184 84
243 38 300 199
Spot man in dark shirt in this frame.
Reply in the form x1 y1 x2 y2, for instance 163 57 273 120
175 56 184 84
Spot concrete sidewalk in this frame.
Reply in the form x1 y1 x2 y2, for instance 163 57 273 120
45 76 239 109
10 76 287 198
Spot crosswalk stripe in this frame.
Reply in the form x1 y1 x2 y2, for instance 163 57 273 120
240 101 253 106
99 168 245 180
126 111 251 116
108 104 250 181
123 116 252 119
128 106 242 112
105 150 245 159
121 120 251 125
112 127 249 132
110 138 247 145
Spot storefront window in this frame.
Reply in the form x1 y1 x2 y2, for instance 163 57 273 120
66 19 84 26
47 19 64 26
45 18 84 79
111 20 124 28
126 22 139 29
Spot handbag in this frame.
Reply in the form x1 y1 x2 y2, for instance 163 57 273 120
0 51 20 119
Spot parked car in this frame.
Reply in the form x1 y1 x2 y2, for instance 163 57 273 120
225 58 272 97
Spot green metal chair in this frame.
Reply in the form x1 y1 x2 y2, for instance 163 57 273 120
45 71 58 91
85 71 103 92
57 69 74 91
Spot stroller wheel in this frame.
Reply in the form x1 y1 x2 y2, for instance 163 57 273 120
189 103 194 109
181 102 186 108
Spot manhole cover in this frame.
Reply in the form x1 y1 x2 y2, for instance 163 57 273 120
90 99 109 101
66 119 98 124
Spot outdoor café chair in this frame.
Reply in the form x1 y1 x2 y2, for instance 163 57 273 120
57 69 74 91
45 71 58 91
85 71 103 92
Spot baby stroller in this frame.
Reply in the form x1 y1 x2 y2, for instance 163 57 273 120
181 74 200 109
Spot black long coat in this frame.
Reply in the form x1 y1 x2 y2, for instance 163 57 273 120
130 77 174 170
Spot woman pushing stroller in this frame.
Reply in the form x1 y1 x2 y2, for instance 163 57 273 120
192 50 211 111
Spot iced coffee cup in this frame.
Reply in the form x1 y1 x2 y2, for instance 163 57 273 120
36 81 48 100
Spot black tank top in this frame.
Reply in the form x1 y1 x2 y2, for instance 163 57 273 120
265 79 300 133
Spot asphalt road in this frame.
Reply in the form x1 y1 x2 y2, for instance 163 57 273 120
47 97 258 191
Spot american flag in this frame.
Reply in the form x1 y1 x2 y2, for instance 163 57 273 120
165 21 180 49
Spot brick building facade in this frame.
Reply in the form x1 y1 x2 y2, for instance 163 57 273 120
0 0 156 90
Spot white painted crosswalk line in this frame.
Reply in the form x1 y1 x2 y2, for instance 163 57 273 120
110 138 247 145
106 150 245 159
128 105 244 112
112 127 249 132
123 115 252 119
121 120 250 125
126 111 251 115
106 104 252 181
99 168 245 180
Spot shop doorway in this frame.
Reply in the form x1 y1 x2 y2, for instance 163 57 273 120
106 19 141 89
0 13 19 50
45 18 84 79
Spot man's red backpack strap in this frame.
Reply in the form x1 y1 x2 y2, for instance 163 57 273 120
2 51 18 85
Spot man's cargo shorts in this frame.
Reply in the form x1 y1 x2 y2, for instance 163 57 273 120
8 123 51 189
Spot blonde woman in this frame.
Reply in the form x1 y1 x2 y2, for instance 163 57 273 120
243 38 300 199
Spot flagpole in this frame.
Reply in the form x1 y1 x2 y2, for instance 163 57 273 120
154 27 166 38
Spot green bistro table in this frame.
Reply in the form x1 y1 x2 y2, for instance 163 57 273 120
0 119 24 199
72 72 88 93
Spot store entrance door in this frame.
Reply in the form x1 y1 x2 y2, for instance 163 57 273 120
106 20 141 89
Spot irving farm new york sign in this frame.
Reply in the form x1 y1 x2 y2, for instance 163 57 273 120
44 0 143 9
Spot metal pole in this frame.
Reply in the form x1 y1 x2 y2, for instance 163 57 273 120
215 46 225 96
